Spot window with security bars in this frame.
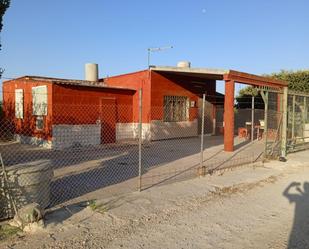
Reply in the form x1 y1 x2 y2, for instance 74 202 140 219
163 96 189 122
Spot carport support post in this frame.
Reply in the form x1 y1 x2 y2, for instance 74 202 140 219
200 93 206 169
224 80 235 152
138 88 143 191
281 87 288 158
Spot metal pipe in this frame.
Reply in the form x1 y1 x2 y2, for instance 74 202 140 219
281 87 288 158
138 88 143 191
292 95 295 140
264 91 269 159
200 93 206 168
251 95 255 142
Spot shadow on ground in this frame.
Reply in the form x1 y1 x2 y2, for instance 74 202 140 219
283 181 309 248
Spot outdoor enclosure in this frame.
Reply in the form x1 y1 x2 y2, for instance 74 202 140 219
1 85 307 219
0 89 267 219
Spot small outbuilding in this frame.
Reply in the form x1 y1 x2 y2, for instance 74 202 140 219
2 75 135 149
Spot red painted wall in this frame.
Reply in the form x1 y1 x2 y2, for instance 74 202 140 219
104 70 151 123
2 79 134 142
2 79 53 141
105 70 217 123
150 71 217 122
52 84 134 125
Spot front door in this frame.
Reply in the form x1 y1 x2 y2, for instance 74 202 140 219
100 98 116 144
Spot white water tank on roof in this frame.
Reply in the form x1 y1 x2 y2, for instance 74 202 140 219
177 61 191 68
85 63 99 81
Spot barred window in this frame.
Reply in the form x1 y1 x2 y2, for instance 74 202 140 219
163 96 189 122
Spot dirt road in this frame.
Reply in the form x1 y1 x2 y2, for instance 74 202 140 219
2 154 309 249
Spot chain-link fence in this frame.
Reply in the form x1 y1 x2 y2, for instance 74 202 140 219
287 93 309 153
0 90 265 220
262 91 284 159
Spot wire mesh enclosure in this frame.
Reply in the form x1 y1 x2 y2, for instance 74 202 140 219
0 88 286 219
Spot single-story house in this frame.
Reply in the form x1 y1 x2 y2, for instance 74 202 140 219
2 75 135 149
2 62 287 151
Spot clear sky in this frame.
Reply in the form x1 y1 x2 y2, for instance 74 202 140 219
1 0 309 85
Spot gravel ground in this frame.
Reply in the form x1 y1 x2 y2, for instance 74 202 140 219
1 151 309 249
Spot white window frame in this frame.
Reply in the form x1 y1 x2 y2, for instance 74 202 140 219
15 89 24 119
32 85 48 116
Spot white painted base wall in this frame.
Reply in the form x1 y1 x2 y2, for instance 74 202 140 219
116 123 151 141
150 119 198 140
15 121 197 149
52 124 101 149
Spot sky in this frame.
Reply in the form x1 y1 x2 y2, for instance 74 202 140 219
1 0 309 93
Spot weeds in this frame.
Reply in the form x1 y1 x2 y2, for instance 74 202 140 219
0 224 21 241
87 200 107 214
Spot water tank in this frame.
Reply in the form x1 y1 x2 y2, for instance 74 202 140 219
0 160 53 219
85 63 99 81
177 61 191 68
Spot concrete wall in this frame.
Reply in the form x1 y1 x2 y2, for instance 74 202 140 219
116 123 151 141
52 124 101 149
150 119 198 140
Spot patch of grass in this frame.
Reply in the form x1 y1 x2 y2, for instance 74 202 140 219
0 224 21 241
87 200 107 214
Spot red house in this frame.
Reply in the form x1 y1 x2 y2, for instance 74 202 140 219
2 62 287 151
2 75 135 149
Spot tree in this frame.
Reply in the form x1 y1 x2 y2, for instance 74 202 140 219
0 0 10 77
236 70 309 109
268 70 309 93
0 0 10 35
236 86 264 109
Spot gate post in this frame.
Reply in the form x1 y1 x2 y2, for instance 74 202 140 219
260 90 268 159
292 95 295 140
251 95 255 142
138 88 143 191
281 87 288 158
200 93 206 170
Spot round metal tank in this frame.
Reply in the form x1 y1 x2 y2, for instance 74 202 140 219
0 160 53 219
177 61 191 68
85 63 99 81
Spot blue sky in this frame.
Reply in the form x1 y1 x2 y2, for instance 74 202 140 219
1 0 309 85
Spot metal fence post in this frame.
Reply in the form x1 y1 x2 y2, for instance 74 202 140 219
292 95 295 140
251 95 255 142
262 91 268 159
303 97 307 141
281 87 288 158
200 93 205 169
138 88 142 191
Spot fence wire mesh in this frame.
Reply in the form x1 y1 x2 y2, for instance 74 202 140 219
0 90 266 219
287 94 309 153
